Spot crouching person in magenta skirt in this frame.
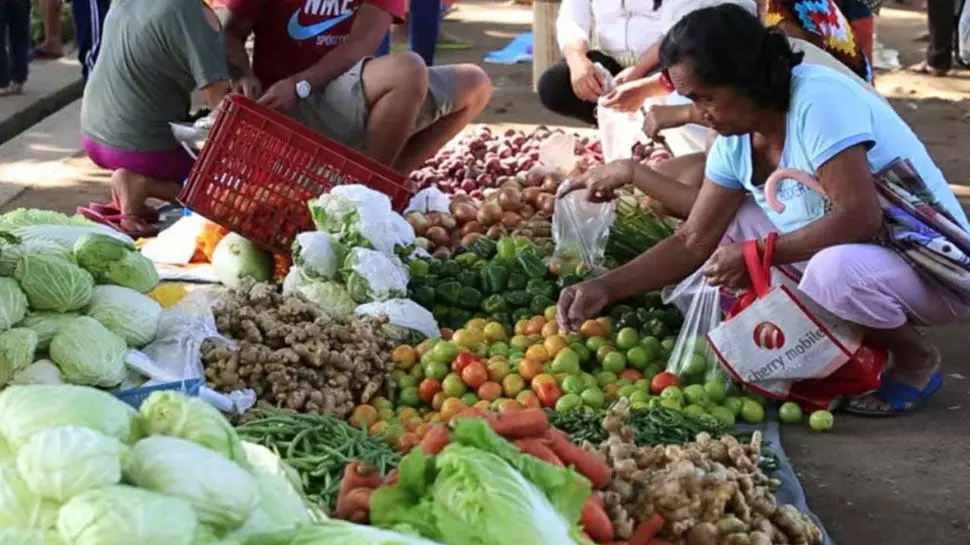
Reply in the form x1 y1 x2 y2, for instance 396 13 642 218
80 0 230 238
556 5 970 417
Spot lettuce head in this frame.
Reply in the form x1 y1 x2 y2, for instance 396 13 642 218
139 391 246 465
20 312 78 351
244 519 446 545
11 360 63 386
0 238 73 277
74 234 158 293
57 485 198 545
0 459 60 529
0 528 66 545
49 317 127 387
297 281 356 317
0 328 38 387
0 277 29 332
86 285 161 347
16 426 125 502
15 255 93 312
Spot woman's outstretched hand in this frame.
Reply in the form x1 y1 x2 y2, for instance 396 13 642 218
558 159 637 202
557 280 612 333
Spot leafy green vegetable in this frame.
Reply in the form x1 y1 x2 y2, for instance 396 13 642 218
0 278 28 332
0 459 59 529
10 360 63 385
241 442 312 524
0 385 142 449
308 193 358 233
0 208 95 231
140 391 247 465
434 281 461 306
126 436 257 530
481 294 508 315
295 280 357 317
0 528 65 545
0 238 73 276
478 262 509 295
50 317 126 388
246 519 446 545
16 426 124 502
73 234 133 276
56 485 198 545
15 255 93 312
86 285 161 347
292 232 345 280
0 328 37 386
343 248 408 304
20 312 77 351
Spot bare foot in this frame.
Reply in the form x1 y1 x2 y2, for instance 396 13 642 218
907 61 949 77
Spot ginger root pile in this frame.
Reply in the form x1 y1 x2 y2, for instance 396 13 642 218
202 280 395 418
598 401 823 545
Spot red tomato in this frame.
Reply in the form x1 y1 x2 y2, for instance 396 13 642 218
619 369 643 382
418 378 442 405
534 381 562 408
453 352 481 374
650 372 681 395
461 361 489 389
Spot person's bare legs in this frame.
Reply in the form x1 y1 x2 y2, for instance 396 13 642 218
394 64 491 172
844 323 942 412
35 0 64 58
643 152 706 219
360 52 429 169
111 169 181 235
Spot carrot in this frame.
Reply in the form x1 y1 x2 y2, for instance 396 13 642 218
513 438 564 466
383 469 400 486
335 487 372 519
420 425 452 455
580 495 615 543
591 492 605 508
629 514 666 545
544 428 613 489
486 408 549 438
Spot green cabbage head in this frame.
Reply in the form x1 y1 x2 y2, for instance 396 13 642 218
0 328 37 387
17 426 125 502
0 459 59 529
102 252 159 293
244 520 447 545
86 285 161 347
11 360 63 386
125 436 257 530
0 385 142 450
57 485 198 545
0 238 73 277
0 528 66 545
73 234 133 276
49 317 127 387
0 277 28 332
73 234 158 293
19 312 78 351
15 255 93 312
139 391 246 465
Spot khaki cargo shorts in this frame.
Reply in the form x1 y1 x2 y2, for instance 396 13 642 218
287 58 456 151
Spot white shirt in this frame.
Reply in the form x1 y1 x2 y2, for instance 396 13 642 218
556 0 665 66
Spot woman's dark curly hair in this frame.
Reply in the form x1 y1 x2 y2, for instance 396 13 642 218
658 4 804 112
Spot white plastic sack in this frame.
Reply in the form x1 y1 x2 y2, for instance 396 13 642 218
140 215 209 266
330 185 392 215
344 248 409 303
961 0 970 65
355 207 412 256
354 300 441 339
405 188 452 215
293 232 341 279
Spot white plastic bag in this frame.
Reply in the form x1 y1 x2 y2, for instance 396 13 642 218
354 299 441 340
595 63 645 163
293 232 342 279
405 188 452 215
343 247 409 303
960 0 970 65
330 185 392 214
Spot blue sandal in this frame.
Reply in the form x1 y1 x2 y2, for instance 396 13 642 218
842 371 944 416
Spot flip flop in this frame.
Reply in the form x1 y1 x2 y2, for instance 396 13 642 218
81 203 161 224
29 47 63 61
77 207 159 239
485 33 534 65
842 371 944 416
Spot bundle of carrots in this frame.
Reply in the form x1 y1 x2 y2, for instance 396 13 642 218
333 407 671 545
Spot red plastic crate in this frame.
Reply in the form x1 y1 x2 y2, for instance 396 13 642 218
180 95 413 254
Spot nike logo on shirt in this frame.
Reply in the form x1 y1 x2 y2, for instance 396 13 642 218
287 9 354 40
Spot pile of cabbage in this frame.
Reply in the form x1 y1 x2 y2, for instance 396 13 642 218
0 209 163 390
0 384 319 545
286 186 439 341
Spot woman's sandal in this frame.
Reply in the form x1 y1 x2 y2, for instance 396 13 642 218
841 371 944 417
77 207 159 239
79 203 161 224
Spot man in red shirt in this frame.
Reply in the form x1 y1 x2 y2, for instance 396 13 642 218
218 0 491 173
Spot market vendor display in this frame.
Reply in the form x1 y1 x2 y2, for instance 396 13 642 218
79 0 231 238
217 0 491 173
557 4 970 416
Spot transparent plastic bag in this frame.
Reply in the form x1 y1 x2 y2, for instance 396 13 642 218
595 63 645 164
552 183 617 272
661 269 728 386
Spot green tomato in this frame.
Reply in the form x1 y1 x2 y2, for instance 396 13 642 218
409 364 425 380
634 379 652 392
618 385 637 399
630 400 651 410
586 336 609 353
684 404 708 417
596 371 618 388
460 393 479 406
626 347 649 370
551 348 582 375
580 388 606 409
615 327 640 350
683 384 709 406
740 400 766 424
391 369 406 382
441 374 467 397
562 375 587 395
809 410 835 432
659 386 684 404
744 391 768 406
642 364 663 382
703 381 728 404
629 390 651 404
679 353 708 376
472 343 490 358
778 402 804 424
617 378 634 387
556 393 584 412
430 341 461 365
639 336 662 361
710 406 736 426
602 352 627 374
399 386 420 407
659 397 682 410
691 335 710 355
722 396 744 417
569 343 592 364
660 337 676 356
488 342 510 358
423 360 449 381
398 375 419 389
581 373 598 390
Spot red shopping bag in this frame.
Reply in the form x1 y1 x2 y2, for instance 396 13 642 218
706 233 889 411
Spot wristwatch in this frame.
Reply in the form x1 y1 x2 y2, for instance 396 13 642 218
295 80 312 99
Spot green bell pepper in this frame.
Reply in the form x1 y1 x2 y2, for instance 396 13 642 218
435 281 462 306
471 237 497 260
432 305 452 325
479 262 510 295
491 312 512 330
409 259 430 278
506 290 531 308
525 278 556 300
495 238 518 262
427 258 443 276
458 287 484 311
530 296 556 315
438 260 461 278
512 307 532 323
411 286 436 309
517 251 547 279
456 269 479 290
450 309 473 330
454 252 482 268
507 272 527 291
481 294 509 314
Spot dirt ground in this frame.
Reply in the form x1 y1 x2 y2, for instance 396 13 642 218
3 2 970 543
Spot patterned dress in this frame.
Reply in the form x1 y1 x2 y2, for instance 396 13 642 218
763 0 873 82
